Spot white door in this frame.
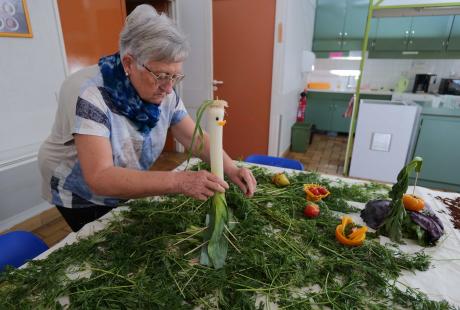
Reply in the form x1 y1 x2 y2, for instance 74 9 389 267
175 0 213 128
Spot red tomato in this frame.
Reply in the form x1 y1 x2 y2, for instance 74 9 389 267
310 187 320 196
317 187 328 195
304 203 320 218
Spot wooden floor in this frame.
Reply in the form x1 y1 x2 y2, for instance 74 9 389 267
4 134 345 247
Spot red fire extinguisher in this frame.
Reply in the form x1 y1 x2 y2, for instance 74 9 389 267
296 91 307 122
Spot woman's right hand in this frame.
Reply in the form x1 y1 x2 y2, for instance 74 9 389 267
176 170 229 201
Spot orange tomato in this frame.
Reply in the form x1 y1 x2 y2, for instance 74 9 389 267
402 194 425 212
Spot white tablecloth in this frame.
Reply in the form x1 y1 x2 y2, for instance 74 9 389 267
34 160 460 306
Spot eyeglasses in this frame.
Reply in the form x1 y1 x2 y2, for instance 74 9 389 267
142 64 185 85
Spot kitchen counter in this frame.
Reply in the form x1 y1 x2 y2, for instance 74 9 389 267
416 101 460 117
306 88 394 96
307 90 460 117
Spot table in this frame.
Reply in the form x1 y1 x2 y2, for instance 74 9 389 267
34 160 460 307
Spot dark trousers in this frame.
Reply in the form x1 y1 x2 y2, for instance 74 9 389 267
56 205 116 232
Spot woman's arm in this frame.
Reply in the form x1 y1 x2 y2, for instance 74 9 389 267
171 116 257 196
75 134 228 201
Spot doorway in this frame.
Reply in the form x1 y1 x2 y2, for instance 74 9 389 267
125 0 170 15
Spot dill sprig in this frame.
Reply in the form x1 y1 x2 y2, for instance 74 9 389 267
0 164 454 309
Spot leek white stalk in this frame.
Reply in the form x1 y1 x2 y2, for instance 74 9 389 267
199 99 230 269
206 100 228 179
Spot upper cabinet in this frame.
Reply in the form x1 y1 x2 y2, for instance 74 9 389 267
312 1 460 58
313 0 369 52
372 17 412 51
447 15 460 51
409 16 453 51
342 0 369 50
372 16 453 52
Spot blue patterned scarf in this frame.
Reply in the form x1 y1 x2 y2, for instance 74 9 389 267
98 53 161 134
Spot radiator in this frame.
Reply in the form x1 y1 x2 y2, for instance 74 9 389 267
0 155 50 232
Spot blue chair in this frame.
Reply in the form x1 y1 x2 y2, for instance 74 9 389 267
244 154 304 171
0 231 49 272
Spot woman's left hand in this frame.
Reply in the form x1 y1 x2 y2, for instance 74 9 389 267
226 166 257 197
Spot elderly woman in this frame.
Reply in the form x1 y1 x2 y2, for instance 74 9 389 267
38 5 256 232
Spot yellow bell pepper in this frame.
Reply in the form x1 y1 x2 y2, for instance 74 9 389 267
335 216 368 247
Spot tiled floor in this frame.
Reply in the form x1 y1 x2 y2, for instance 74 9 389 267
286 133 348 176
4 134 344 248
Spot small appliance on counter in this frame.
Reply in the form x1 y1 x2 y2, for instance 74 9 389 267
438 78 460 95
349 100 421 183
412 73 437 93
395 75 409 93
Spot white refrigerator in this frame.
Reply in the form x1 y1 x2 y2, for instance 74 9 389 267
349 100 421 183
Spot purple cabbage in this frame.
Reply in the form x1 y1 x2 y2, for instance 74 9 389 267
409 211 444 243
361 199 445 244
360 199 391 229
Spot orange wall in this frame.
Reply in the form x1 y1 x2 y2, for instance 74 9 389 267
213 0 276 159
57 0 126 74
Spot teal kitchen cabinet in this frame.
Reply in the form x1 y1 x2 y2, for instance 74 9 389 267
409 16 453 51
305 92 349 132
447 15 460 51
342 0 369 51
373 17 412 51
305 92 392 133
411 115 460 192
313 0 346 51
313 0 369 52
373 16 453 52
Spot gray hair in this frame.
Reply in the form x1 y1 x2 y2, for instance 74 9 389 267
119 4 190 65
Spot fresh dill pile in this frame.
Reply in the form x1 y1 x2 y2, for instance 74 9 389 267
0 165 454 309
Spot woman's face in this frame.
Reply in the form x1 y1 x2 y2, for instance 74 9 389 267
122 54 183 104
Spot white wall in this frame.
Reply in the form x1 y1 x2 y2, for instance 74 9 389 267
308 55 460 93
175 0 213 130
269 0 316 156
0 0 67 163
0 0 67 229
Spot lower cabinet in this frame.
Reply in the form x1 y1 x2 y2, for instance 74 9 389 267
411 115 460 192
305 92 392 133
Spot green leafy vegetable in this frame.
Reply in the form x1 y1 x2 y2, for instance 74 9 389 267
185 99 214 169
186 100 231 268
0 163 454 309
200 193 229 268
379 157 423 242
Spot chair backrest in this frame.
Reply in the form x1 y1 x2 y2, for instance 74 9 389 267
244 154 304 170
0 231 49 271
